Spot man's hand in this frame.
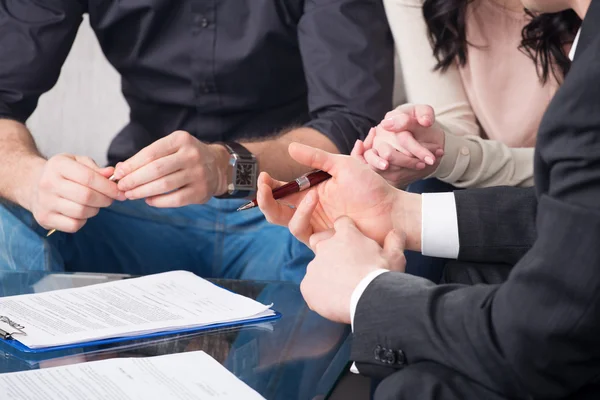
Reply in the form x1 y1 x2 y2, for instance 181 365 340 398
300 217 406 324
30 154 122 233
352 104 445 188
257 143 408 246
113 131 229 207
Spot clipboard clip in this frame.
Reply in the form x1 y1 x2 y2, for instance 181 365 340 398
0 315 27 340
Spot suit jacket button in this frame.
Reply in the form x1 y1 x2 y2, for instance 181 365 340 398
384 349 396 364
395 350 406 365
373 345 383 361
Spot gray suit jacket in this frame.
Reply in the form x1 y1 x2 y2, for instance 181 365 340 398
351 4 600 399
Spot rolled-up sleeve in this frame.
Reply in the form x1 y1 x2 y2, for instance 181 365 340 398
0 0 83 123
299 0 394 154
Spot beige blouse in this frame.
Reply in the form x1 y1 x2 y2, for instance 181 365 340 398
384 0 561 188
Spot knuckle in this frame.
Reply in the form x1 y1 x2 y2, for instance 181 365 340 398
172 130 191 146
36 210 51 226
91 207 101 218
159 179 171 193
81 189 95 204
73 205 88 219
84 171 95 187
64 219 80 233
153 161 166 175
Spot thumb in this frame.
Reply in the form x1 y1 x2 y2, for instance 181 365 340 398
288 142 342 176
382 230 407 272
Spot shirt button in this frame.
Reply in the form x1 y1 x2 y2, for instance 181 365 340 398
460 146 470 156
201 18 209 28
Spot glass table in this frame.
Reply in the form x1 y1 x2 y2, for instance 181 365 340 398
0 271 351 400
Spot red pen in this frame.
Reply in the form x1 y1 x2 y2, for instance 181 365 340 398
237 170 332 211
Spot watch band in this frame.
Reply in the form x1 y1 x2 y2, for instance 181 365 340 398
214 141 258 199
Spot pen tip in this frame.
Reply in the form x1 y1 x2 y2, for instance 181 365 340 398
237 203 255 211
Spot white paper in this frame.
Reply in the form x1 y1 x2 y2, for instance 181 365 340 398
0 271 274 348
0 351 265 400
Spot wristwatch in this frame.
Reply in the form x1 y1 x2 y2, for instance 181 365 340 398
215 142 258 199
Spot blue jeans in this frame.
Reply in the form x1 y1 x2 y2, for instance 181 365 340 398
0 198 313 283
404 178 456 283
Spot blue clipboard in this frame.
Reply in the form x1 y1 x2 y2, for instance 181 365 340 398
0 311 281 355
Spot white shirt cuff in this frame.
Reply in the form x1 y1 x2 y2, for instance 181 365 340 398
349 268 389 375
421 193 460 259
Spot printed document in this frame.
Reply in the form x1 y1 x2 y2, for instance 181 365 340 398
0 351 265 400
0 271 273 349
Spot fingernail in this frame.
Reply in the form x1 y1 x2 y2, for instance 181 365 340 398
379 161 388 169
424 156 434 165
125 191 135 199
421 116 432 125
117 191 126 201
382 118 394 128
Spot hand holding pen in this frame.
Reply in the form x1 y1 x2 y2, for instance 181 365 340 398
38 155 123 237
255 143 402 248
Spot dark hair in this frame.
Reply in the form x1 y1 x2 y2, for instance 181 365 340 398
422 0 581 83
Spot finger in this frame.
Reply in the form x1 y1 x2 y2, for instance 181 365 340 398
381 113 422 133
113 131 187 180
118 152 182 192
363 127 376 149
75 156 115 179
364 149 388 170
124 169 189 200
257 182 295 226
145 186 196 208
413 104 435 127
54 198 100 220
396 132 436 165
309 229 335 252
382 230 407 271
288 190 319 245
351 140 367 163
288 143 343 175
387 104 435 127
58 158 120 200
383 150 428 171
42 213 87 233
258 171 285 191
55 179 114 208
375 141 405 161
333 216 358 234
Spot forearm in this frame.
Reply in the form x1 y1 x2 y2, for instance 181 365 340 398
0 119 45 209
391 190 422 253
242 127 339 182
430 132 535 188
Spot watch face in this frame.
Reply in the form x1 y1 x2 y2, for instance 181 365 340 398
235 162 256 188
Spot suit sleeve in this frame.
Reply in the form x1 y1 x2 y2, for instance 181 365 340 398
351 26 600 399
0 0 83 123
454 186 537 265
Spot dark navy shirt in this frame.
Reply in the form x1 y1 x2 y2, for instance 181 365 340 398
0 0 393 164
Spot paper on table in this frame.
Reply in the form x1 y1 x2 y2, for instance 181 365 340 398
0 270 274 349
0 350 265 400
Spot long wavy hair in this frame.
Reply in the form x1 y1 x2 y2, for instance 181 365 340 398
422 0 581 83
